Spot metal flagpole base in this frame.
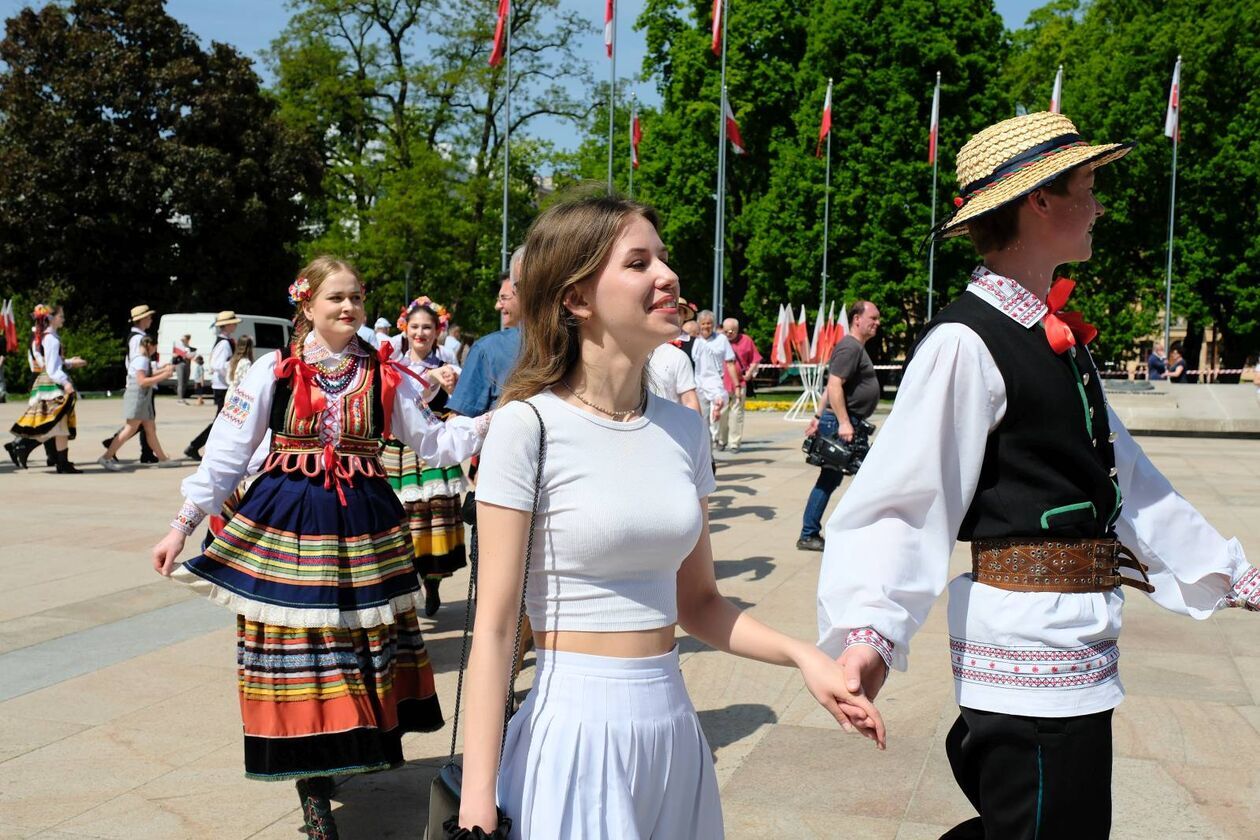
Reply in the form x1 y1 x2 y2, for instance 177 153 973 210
784 364 824 422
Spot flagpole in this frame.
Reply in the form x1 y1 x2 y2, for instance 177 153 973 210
607 1 617 193
711 0 730 320
1163 61 1180 356
927 70 940 320
500 1 512 273
627 93 636 199
820 79 832 320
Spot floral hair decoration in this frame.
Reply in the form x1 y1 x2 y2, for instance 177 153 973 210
288 277 312 305
397 296 451 332
32 303 53 320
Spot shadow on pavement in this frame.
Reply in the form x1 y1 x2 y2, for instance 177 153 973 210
714 556 775 582
697 703 779 757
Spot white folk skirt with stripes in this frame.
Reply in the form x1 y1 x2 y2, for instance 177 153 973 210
496 647 723 839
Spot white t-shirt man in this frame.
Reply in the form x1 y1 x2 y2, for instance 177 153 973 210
647 343 697 404
691 332 735 402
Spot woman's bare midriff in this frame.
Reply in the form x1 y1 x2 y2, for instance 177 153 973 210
533 625 678 658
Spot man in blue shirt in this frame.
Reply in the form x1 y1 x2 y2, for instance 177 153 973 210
447 251 524 417
1146 342 1166 381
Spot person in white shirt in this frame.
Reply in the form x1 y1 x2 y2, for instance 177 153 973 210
184 311 240 460
149 258 490 840
6 304 87 472
173 333 195 402
442 323 462 357
690 310 739 447
99 336 173 467
225 335 255 398
102 303 159 463
647 340 701 412
817 112 1260 838
456 193 883 838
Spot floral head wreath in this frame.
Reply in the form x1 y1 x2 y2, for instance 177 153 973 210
32 304 53 320
397 296 451 332
288 277 312 305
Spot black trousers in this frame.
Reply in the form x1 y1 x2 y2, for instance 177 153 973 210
942 706 1113 840
188 388 227 453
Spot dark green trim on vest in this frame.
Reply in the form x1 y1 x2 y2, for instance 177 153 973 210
1040 501 1097 530
1066 350 1093 439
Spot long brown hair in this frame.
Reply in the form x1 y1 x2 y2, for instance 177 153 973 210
498 191 660 406
229 335 255 381
289 256 364 352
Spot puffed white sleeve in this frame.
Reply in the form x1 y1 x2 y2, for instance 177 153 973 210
43 335 70 386
436 344 462 375
178 351 278 516
1109 407 1256 615
392 368 488 468
816 323 1006 670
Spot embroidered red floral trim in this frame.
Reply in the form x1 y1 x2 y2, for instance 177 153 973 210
949 638 1120 690
1225 566 1260 611
844 627 894 672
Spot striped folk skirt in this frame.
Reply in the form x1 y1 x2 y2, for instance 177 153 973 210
176 467 443 780
10 374 76 440
382 438 467 580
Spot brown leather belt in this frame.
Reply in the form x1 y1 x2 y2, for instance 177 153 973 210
971 538 1154 594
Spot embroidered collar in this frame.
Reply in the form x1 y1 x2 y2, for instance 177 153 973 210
965 265 1048 329
303 333 371 365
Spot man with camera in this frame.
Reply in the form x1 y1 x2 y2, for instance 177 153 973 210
798 301 881 552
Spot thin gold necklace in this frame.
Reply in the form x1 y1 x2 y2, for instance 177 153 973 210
560 380 646 421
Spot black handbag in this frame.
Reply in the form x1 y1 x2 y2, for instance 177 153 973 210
426 401 547 840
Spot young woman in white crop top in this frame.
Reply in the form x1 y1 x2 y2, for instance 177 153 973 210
457 194 884 839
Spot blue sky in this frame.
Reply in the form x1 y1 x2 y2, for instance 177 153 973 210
0 0 1045 149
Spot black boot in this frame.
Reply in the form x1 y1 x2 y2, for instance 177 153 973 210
424 577 442 617
43 439 57 467
7 438 39 469
4 440 24 468
54 449 82 474
296 778 340 840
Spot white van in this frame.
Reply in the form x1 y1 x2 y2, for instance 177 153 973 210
155 313 292 387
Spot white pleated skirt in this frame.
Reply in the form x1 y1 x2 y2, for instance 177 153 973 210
497 647 724 839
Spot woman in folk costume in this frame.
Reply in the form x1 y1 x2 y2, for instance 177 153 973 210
149 257 491 840
817 112 1260 838
6 304 87 473
382 296 467 617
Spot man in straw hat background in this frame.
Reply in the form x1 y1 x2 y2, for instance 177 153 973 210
101 303 159 465
815 111 1260 838
183 310 240 461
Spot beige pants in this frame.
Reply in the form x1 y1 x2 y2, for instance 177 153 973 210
717 388 746 448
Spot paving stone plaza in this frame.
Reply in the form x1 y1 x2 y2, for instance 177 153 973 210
2 396 1258 838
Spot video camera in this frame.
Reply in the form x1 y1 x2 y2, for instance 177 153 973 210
802 418 876 475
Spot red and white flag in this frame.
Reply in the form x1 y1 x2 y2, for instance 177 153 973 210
489 0 509 66
723 96 746 155
1049 64 1063 114
928 71 941 164
711 0 723 56
1 299 16 353
1164 55 1182 140
630 104 642 169
770 304 790 366
809 306 826 363
834 303 848 346
819 301 837 361
792 305 810 360
604 0 614 58
816 78 832 158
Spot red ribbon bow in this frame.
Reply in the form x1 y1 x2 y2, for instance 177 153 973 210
321 442 354 506
1042 277 1098 355
377 342 431 440
274 355 327 419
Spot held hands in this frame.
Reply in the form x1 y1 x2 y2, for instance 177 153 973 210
797 644 886 749
151 529 187 576
838 643 888 705
431 364 458 393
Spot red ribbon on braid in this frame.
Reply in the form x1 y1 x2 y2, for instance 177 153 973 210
1042 278 1098 355
274 355 327 419
376 342 432 440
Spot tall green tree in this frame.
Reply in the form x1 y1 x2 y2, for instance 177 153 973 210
1005 0 1260 368
0 0 324 335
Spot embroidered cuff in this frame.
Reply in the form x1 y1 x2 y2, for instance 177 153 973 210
1225 566 1260 611
474 410 494 439
844 627 894 673
170 499 207 536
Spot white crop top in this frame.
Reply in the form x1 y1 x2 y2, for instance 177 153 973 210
475 390 715 632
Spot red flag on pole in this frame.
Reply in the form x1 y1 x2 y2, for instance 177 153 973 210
489 0 509 66
809 306 826 362
604 0 614 58
1164 56 1181 140
1049 65 1063 114
792 305 810 360
816 78 832 158
834 303 848 348
724 96 746 155
770 304 790 366
711 0 722 56
631 105 642 169
928 73 940 164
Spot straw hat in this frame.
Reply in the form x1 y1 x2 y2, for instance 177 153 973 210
938 112 1134 239
130 304 156 322
676 297 698 321
214 310 242 327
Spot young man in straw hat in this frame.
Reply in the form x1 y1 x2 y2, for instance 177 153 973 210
102 303 159 464
816 112 1260 837
184 310 240 461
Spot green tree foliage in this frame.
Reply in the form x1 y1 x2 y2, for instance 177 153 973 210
0 0 324 366
625 0 1010 359
1004 0 1260 367
269 0 594 334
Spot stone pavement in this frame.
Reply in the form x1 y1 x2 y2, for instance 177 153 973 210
1 396 1258 839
